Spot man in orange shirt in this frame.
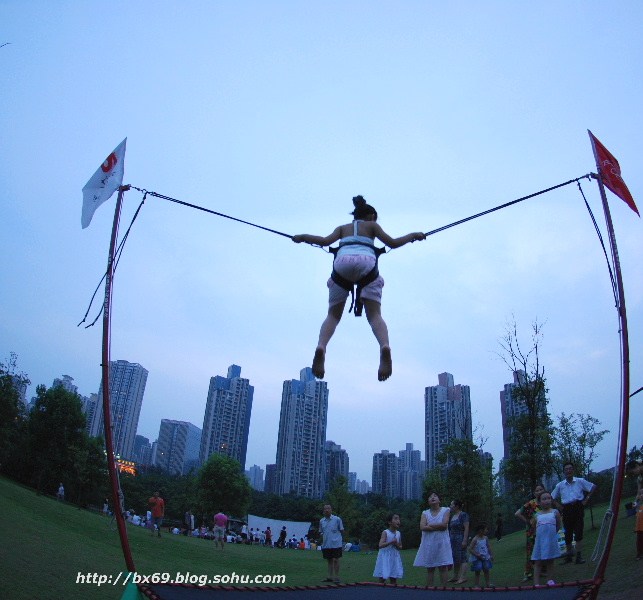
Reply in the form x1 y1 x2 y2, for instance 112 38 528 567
148 491 165 538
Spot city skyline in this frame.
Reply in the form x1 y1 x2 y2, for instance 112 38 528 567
2 3 642 492
38 362 555 486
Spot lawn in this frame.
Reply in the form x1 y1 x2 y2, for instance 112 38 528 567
0 477 639 599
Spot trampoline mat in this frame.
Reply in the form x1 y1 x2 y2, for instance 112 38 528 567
138 582 596 600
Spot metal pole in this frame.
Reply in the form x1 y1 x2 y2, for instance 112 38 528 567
588 136 631 584
101 185 136 572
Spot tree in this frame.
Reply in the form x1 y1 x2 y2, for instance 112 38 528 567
324 476 360 539
196 454 251 520
431 438 494 528
498 319 555 501
552 413 609 479
0 353 29 474
26 384 89 495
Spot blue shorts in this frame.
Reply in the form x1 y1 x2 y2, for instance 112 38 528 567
470 558 493 572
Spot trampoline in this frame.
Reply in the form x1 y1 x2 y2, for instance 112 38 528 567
132 581 598 600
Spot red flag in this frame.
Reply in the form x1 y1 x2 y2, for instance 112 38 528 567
588 130 639 216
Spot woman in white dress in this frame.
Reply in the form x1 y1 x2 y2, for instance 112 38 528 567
373 513 403 584
413 492 453 585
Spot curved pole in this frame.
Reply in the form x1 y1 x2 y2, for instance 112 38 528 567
101 185 136 572
591 172 630 590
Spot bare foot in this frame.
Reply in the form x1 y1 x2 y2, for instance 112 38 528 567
378 346 392 381
312 347 325 379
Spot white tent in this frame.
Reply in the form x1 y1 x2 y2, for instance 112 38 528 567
247 514 312 542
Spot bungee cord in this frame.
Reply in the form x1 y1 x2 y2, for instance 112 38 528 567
129 186 293 239
80 174 602 325
422 174 594 238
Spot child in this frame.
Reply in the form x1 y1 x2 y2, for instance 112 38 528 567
292 195 426 381
635 488 643 560
530 491 562 586
373 513 404 584
467 524 493 587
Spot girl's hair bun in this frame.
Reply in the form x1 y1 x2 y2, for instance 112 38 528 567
352 195 366 208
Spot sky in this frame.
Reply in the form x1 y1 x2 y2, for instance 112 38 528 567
1 1 642 486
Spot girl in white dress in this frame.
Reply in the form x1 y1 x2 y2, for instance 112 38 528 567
373 513 404 584
413 492 453 585
530 491 562 586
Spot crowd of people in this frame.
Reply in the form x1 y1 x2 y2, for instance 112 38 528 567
97 459 643 588
317 463 603 588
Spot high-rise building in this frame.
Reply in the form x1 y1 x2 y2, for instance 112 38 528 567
52 374 78 394
355 479 371 494
324 441 349 492
424 372 472 472
348 472 357 492
499 369 551 492
372 450 399 498
264 463 277 494
133 434 152 466
156 420 202 475
82 393 99 436
246 464 265 491
199 365 253 471
275 367 328 498
9 374 28 408
499 370 530 460
398 442 423 500
90 360 148 460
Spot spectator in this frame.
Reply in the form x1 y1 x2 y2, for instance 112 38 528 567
373 513 403 585
213 510 228 550
147 491 165 538
277 526 287 549
551 462 596 564
320 504 344 583
515 484 546 581
448 499 470 585
413 492 452 586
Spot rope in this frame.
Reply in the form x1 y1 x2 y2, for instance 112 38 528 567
130 186 293 239
590 509 613 564
423 174 593 237
577 180 619 306
78 193 147 328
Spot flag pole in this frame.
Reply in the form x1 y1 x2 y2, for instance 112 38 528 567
588 136 631 586
101 184 136 573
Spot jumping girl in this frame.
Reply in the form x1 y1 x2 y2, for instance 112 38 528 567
292 195 426 381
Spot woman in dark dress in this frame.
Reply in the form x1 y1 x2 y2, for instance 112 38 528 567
448 499 470 584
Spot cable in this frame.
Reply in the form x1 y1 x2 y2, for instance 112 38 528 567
130 186 293 239
423 174 593 237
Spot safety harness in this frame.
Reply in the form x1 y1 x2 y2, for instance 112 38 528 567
329 242 386 317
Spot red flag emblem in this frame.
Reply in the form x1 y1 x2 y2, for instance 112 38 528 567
588 131 639 216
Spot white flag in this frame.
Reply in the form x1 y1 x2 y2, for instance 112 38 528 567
81 138 127 228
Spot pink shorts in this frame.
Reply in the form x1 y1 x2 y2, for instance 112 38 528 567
328 254 384 306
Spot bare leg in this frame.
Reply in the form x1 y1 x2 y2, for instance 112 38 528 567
533 561 542 586
545 559 554 582
333 557 340 581
438 566 448 585
425 567 435 586
363 300 392 381
313 302 346 378
457 561 468 583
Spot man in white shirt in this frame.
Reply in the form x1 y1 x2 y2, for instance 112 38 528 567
551 462 596 564
319 504 344 583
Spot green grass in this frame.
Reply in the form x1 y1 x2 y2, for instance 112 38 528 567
0 476 639 599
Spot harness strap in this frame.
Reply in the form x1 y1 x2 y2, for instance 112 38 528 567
328 243 386 317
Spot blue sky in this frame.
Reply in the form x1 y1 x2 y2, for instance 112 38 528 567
1 1 642 484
